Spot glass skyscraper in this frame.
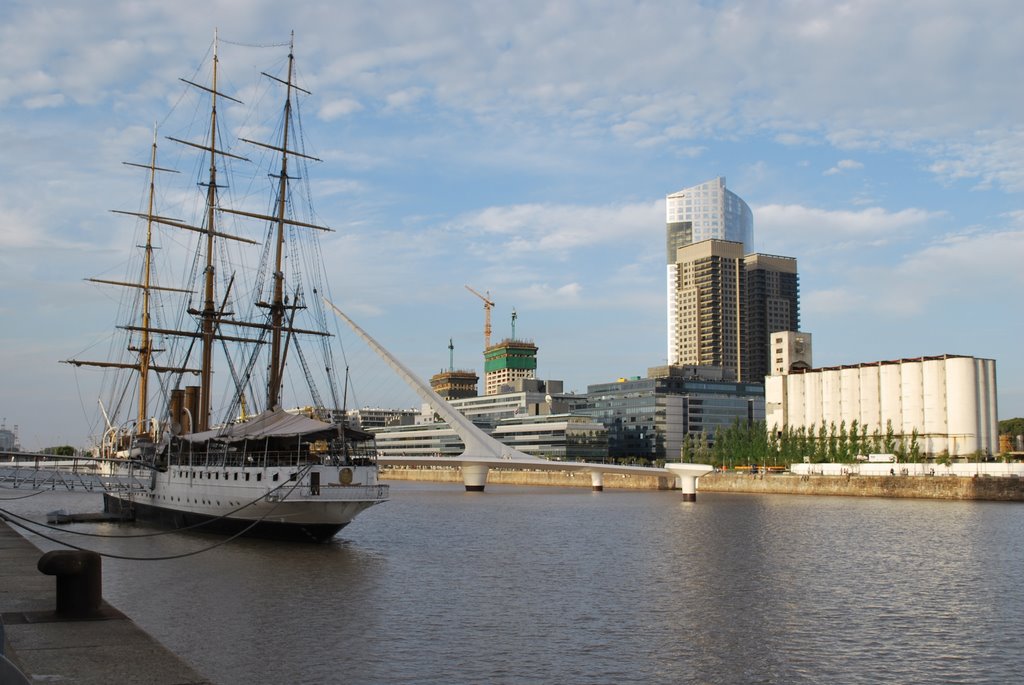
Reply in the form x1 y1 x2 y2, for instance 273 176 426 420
666 176 753 260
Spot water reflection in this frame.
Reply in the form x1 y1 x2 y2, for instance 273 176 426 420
3 483 1023 684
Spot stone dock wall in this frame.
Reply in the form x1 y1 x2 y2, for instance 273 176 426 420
698 472 1024 501
380 466 674 490
381 466 1024 501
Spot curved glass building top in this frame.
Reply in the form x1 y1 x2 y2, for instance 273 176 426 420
666 177 753 261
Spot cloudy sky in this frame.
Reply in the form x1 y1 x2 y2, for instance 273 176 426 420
1 0 1022 449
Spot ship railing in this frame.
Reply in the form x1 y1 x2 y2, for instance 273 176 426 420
166 448 379 470
275 483 389 503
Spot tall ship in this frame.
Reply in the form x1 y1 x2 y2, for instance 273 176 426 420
64 33 388 543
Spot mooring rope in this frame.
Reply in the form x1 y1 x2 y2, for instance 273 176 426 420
0 464 315 561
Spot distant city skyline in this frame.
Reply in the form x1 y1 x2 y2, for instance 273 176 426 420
1 1 1022 449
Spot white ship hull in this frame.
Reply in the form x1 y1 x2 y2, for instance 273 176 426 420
104 463 387 543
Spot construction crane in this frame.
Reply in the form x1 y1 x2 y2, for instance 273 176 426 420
465 285 495 349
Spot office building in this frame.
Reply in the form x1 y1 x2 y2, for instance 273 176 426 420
578 366 765 461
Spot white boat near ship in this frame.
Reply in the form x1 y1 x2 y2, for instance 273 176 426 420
64 32 387 543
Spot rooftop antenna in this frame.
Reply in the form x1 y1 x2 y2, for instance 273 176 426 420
448 338 454 373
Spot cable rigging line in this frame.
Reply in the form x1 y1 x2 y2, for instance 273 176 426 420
0 464 314 560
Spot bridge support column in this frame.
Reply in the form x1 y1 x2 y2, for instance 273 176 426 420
461 464 489 492
590 471 603 492
677 474 698 502
665 463 713 502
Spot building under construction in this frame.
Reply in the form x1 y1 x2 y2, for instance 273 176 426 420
430 369 480 400
483 339 538 395
428 337 480 400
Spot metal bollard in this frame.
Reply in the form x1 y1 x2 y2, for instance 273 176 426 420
37 550 103 619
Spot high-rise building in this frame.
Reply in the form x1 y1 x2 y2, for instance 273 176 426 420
665 176 753 249
667 239 799 382
670 239 745 375
666 177 753 363
743 253 800 382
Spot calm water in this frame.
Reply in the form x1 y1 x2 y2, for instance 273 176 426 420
5 482 1023 684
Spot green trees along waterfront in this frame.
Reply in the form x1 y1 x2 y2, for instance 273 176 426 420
684 419 929 467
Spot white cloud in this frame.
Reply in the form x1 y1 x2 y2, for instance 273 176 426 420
1001 210 1024 225
775 132 816 146
823 159 864 176
385 87 427 110
319 98 363 121
313 178 367 197
675 145 707 159
2 0 1024 435
927 127 1024 192
1 1 1020 189
23 92 65 109
449 200 662 258
755 204 943 254
804 227 1024 323
514 282 583 308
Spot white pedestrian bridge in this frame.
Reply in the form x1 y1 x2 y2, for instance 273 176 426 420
2 310 713 501
326 301 712 500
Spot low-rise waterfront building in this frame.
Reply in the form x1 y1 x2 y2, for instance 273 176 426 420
370 378 609 461
492 414 608 461
342 407 418 432
765 354 999 457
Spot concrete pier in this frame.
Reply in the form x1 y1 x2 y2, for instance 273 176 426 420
665 463 715 502
0 520 210 684
461 464 489 491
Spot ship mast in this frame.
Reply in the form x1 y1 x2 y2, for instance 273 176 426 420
265 37 296 411
197 31 222 432
236 32 333 413
135 128 159 434
173 30 252 431
63 128 196 440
